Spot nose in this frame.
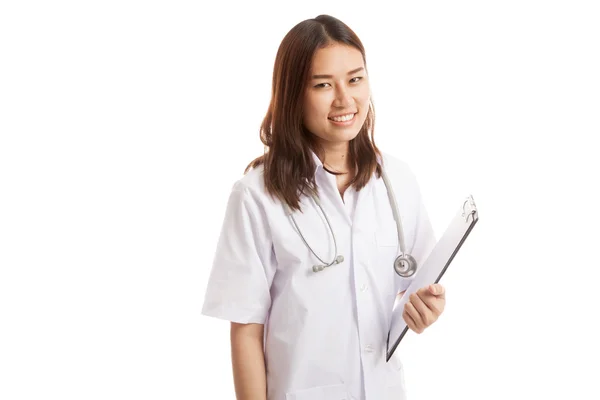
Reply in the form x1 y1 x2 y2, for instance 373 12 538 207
333 84 353 108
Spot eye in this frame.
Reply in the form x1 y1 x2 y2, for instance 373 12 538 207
350 76 363 83
314 82 331 88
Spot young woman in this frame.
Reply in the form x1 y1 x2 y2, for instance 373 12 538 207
202 14 446 400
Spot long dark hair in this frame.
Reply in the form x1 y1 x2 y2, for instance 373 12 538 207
246 15 382 211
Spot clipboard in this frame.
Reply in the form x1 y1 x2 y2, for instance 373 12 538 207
386 195 479 362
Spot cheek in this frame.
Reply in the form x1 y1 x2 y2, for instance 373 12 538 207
302 105 319 129
356 95 370 122
304 97 327 123
358 89 370 110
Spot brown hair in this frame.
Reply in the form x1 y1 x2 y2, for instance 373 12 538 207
245 14 382 211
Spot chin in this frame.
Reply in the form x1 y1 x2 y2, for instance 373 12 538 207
330 122 365 141
344 129 362 141
326 129 361 144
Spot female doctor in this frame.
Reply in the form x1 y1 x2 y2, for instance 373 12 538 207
202 14 446 400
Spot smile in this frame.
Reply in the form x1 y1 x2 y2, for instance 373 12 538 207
328 113 356 122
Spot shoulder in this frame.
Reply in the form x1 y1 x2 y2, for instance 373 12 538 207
378 151 418 184
233 163 265 192
227 164 276 208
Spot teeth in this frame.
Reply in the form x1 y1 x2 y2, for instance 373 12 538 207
330 113 354 122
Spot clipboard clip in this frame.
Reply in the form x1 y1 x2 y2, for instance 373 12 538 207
462 195 478 223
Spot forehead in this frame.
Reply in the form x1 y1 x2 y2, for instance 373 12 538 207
310 43 364 74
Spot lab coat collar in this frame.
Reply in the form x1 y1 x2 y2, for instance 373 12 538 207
310 150 324 178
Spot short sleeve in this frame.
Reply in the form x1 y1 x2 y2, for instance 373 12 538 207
395 173 437 294
201 181 276 324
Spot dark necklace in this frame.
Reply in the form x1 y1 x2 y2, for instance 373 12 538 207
323 165 347 175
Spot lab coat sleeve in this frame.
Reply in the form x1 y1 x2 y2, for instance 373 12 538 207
396 175 437 294
201 181 276 325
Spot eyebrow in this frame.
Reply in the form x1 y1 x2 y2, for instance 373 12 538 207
311 67 364 80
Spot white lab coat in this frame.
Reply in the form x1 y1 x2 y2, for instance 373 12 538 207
202 151 436 400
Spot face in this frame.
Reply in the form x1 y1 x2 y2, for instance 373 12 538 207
302 43 371 147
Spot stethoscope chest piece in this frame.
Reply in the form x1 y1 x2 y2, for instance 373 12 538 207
394 253 417 277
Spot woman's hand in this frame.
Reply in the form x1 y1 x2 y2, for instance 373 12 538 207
402 284 446 334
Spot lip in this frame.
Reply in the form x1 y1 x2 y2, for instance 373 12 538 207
328 112 357 126
328 111 357 119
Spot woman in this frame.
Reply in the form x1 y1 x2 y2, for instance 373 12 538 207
202 14 446 400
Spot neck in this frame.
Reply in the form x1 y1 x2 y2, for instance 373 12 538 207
318 141 351 173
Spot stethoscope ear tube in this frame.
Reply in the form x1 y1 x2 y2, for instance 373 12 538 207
381 168 417 278
380 168 406 254
287 166 418 277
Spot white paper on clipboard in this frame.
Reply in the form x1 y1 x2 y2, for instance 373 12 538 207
386 195 480 362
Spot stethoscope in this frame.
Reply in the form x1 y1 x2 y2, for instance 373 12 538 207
284 167 417 277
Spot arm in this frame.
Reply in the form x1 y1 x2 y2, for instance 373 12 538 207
230 322 267 400
202 184 275 398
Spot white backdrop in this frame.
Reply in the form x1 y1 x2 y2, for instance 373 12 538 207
1 1 599 399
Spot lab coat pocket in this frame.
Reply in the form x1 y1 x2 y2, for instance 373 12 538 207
386 383 407 400
386 358 407 400
374 224 401 299
285 383 350 400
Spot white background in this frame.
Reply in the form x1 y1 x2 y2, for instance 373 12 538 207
1 0 599 399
